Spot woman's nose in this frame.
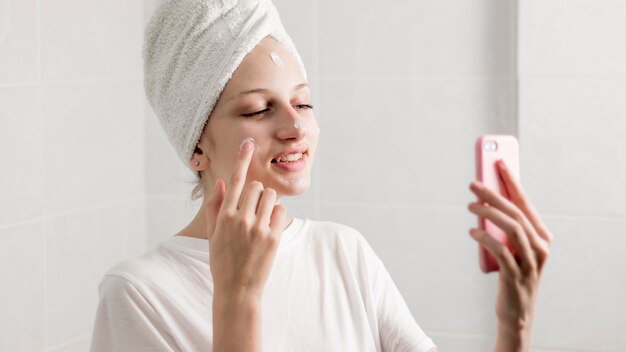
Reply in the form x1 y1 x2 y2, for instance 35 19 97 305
275 106 306 140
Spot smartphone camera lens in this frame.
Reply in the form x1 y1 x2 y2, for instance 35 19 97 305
483 140 498 152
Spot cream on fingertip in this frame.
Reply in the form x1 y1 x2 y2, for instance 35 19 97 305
239 137 255 152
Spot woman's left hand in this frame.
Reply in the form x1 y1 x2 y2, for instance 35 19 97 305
467 159 554 344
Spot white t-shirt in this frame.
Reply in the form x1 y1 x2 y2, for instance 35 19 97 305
90 218 437 352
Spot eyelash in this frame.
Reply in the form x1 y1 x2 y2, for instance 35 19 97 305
242 104 314 118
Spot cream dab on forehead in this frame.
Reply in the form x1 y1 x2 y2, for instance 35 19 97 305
270 52 284 68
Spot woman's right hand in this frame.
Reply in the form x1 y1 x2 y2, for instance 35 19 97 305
205 138 291 300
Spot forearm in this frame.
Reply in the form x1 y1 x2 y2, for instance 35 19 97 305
212 291 263 352
493 323 532 352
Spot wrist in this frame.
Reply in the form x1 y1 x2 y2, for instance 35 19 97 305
214 288 262 312
214 285 262 300
494 323 532 352
212 290 263 352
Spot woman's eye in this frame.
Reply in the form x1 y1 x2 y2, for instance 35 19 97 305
242 108 270 117
241 104 313 118
295 104 314 111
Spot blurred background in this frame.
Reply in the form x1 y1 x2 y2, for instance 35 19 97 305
1 0 624 351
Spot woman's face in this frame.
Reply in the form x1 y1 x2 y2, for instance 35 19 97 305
194 36 318 200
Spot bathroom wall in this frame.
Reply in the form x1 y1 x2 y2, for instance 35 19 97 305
0 0 146 351
1 0 623 351
517 1 626 350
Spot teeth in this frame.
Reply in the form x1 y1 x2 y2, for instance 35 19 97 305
275 152 303 162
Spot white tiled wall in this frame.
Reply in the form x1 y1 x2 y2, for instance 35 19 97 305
0 0 145 351
2 0 624 351
517 1 626 351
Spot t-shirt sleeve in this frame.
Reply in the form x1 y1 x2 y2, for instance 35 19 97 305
372 261 437 352
90 274 178 352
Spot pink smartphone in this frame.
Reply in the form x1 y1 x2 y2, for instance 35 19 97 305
474 135 520 273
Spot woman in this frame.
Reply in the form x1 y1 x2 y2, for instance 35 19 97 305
91 0 553 351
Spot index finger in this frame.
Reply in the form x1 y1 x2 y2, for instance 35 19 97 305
497 159 553 243
221 137 255 211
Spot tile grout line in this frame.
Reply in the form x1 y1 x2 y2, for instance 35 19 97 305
46 333 91 352
426 330 599 351
0 76 143 88
313 0 321 222
141 0 150 256
317 74 626 81
36 0 49 348
0 197 144 232
318 74 520 81
140 194 626 221
427 329 494 339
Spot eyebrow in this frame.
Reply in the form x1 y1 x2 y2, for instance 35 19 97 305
225 82 309 103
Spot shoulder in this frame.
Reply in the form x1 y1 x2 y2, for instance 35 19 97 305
306 219 358 235
97 272 147 305
103 249 160 282
97 245 177 296
306 219 365 239
304 219 382 266
307 219 371 245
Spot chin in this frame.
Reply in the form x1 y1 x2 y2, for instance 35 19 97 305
278 178 309 197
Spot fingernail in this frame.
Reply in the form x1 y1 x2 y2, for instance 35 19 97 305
498 159 507 170
239 137 255 152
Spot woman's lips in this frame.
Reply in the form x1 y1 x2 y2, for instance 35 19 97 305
271 152 307 172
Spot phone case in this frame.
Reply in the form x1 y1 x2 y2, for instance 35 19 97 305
474 135 520 273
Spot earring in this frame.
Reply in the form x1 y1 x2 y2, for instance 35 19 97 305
195 160 200 167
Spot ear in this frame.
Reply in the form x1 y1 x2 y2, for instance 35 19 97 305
190 146 210 170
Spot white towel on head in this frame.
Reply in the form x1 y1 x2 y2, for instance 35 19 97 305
143 0 307 171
